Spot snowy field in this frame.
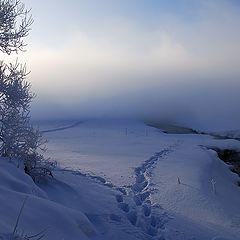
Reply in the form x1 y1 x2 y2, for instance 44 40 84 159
1 119 240 240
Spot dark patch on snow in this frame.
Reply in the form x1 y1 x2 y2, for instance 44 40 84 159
142 204 151 217
146 122 198 134
133 194 142 206
132 181 148 192
116 187 127 195
110 214 122 222
146 121 240 142
104 182 114 187
42 121 84 133
211 148 240 186
127 211 138 226
139 191 150 202
118 203 130 213
91 176 106 183
115 194 123 203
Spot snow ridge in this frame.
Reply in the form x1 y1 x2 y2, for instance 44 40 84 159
41 121 84 133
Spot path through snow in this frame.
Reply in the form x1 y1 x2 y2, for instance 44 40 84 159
115 148 174 238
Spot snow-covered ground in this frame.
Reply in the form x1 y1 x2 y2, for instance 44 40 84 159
212 129 240 139
1 119 240 240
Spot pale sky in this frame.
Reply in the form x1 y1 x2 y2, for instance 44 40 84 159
6 0 240 130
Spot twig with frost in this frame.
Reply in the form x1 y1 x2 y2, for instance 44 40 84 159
12 196 49 240
177 177 181 184
12 196 29 238
211 178 216 194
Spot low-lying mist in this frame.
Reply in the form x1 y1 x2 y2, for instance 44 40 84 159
31 75 240 132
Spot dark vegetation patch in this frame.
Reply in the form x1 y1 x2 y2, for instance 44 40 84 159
211 148 240 186
145 122 198 134
146 121 240 142
146 121 240 186
204 133 240 141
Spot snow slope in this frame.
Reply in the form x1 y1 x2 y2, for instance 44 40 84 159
1 119 240 240
0 158 151 240
41 120 177 186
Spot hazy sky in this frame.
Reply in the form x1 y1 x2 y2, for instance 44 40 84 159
6 0 240 130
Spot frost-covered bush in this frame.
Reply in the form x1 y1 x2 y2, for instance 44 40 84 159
0 0 56 181
0 0 33 54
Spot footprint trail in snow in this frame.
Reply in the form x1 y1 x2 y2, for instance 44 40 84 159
116 148 174 238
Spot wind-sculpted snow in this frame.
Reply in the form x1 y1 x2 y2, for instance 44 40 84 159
41 121 84 133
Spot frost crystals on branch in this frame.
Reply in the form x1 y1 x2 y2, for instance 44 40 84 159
0 0 56 182
0 0 33 54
